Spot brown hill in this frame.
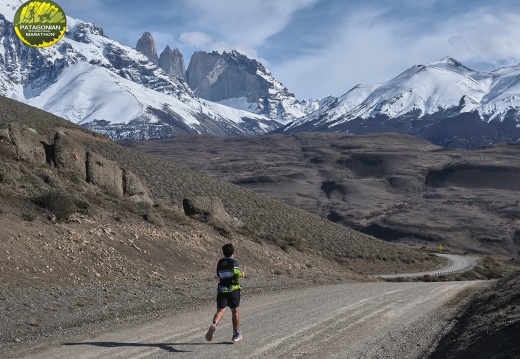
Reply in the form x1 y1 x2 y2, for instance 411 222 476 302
0 95 441 292
121 132 520 256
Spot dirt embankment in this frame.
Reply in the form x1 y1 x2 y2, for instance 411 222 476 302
426 270 520 359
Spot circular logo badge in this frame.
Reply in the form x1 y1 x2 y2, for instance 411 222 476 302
13 1 67 48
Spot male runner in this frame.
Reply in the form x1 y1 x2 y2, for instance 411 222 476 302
206 243 245 342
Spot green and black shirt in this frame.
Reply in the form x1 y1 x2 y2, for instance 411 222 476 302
216 257 243 293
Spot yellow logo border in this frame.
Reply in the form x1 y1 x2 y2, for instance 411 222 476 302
13 1 67 48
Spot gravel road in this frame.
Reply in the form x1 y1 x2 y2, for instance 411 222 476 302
374 254 479 279
9 281 484 359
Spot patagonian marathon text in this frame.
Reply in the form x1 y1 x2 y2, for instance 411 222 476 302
19 25 62 30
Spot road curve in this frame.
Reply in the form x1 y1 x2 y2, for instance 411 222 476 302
9 281 484 359
374 253 479 279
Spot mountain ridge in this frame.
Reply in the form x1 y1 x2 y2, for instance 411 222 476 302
280 57 520 148
2 0 520 147
0 1 282 140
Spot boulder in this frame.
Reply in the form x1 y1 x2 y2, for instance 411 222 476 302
8 123 46 164
0 124 12 142
53 131 86 177
0 124 16 158
183 196 233 226
123 169 153 204
86 152 124 196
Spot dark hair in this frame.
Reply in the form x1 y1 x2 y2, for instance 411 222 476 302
222 243 235 257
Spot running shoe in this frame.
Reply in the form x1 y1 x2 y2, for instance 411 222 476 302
232 331 242 342
205 324 216 341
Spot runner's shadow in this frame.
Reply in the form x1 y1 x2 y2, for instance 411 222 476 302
63 341 233 353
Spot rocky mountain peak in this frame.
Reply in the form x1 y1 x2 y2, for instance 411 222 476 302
0 6 280 141
221 50 267 75
136 32 158 65
186 50 308 123
281 57 520 148
428 56 475 74
159 45 187 81
71 22 105 44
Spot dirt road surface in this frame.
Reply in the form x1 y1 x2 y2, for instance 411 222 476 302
375 254 479 279
10 281 483 359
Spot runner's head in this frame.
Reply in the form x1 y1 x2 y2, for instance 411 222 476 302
222 243 235 257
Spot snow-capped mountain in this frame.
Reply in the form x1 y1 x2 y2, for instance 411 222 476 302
0 0 280 140
186 50 310 124
282 57 520 148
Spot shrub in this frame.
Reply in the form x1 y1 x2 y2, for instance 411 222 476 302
32 189 77 220
474 266 503 279
459 270 483 281
22 211 37 222
284 235 306 251
143 211 165 227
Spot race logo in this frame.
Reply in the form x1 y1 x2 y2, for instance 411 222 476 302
13 1 67 48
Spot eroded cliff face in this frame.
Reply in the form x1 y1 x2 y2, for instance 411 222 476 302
159 46 187 81
186 50 308 123
186 50 268 103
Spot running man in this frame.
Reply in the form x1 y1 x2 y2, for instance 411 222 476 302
206 243 245 342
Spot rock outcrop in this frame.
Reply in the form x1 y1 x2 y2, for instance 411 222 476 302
123 169 153 204
136 32 159 65
5 123 46 164
53 131 86 177
0 122 154 205
86 152 124 196
183 197 233 227
159 46 187 81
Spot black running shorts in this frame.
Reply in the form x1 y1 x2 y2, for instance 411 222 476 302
217 290 241 309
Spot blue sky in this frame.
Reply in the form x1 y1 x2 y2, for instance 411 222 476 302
55 0 520 99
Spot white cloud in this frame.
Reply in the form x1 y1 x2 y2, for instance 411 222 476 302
179 32 213 48
443 9 520 66
183 0 318 47
176 0 318 65
272 5 520 99
271 9 415 99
